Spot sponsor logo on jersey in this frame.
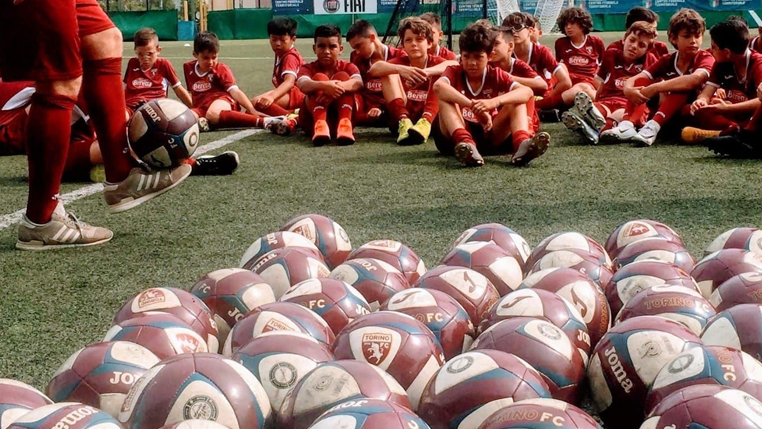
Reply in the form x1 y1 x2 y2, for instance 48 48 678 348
727 89 748 104
461 107 478 123
362 332 392 364
193 81 213 92
183 395 219 420
366 80 383 92
586 46 593 54
615 77 627 89
132 78 153 89
568 56 589 66
406 90 428 102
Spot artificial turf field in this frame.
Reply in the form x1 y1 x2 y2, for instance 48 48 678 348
0 31 761 402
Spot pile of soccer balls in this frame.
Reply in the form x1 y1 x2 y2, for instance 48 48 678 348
4 218 762 429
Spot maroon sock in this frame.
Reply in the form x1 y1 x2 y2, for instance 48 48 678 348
218 110 264 128
511 130 531 152
388 98 409 121
25 93 76 224
452 128 475 145
535 93 563 110
262 104 290 116
83 58 134 183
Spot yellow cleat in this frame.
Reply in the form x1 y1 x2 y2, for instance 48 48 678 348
681 126 721 144
406 118 432 145
396 118 414 145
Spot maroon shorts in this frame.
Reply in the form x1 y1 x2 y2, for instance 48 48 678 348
432 118 513 156
570 73 596 86
0 0 114 82
596 97 627 115
354 93 388 127
288 86 305 111
191 95 238 118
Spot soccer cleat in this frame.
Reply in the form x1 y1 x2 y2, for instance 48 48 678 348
104 164 192 214
562 111 599 145
631 119 661 146
406 118 432 145
512 132 550 166
16 203 113 251
705 129 761 158
263 115 287 130
454 142 484 166
538 109 561 123
270 118 297 136
681 126 721 144
574 91 606 130
287 109 300 121
191 151 240 176
312 119 331 147
599 121 638 144
336 118 355 146
396 118 414 145
198 117 211 132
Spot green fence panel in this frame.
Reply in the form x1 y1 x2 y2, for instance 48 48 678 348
109 10 178 41
234 9 275 39
208 10 237 40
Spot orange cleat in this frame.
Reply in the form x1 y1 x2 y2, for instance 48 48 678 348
336 118 355 146
312 119 331 147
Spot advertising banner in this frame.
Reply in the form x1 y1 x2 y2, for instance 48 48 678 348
314 0 378 14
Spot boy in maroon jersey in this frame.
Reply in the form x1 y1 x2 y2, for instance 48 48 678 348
432 23 550 167
537 8 604 112
124 28 193 115
603 9 714 146
252 18 305 121
527 14 543 45
607 7 670 58
682 18 762 143
297 24 363 146
185 32 280 131
368 17 458 145
419 13 458 60
347 20 406 127
562 22 658 144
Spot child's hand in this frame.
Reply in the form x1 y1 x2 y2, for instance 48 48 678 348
255 95 274 109
322 81 345 99
703 98 729 113
472 99 497 116
368 108 383 118
690 98 708 115
478 111 493 131
399 67 428 87
757 82 762 100
714 88 727 100
624 86 649 105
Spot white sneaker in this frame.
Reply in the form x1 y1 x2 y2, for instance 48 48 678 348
600 121 638 144
574 91 606 130
562 111 599 145
631 120 661 146
263 115 287 129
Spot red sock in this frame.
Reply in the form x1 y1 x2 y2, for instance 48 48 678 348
64 138 95 178
603 118 616 132
82 58 134 184
388 98 409 121
746 103 762 132
535 92 563 110
262 104 290 116
218 110 264 128
25 93 76 224
452 128 475 145
624 102 649 124
337 93 354 121
422 90 439 122
653 93 689 127
692 109 737 130
511 130 531 152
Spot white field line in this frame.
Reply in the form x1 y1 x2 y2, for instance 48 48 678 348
0 129 263 230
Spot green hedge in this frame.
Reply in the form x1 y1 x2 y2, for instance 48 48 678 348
110 10 178 41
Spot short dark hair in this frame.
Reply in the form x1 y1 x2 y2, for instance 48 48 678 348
625 20 658 40
556 7 593 35
524 12 540 27
668 9 706 48
459 22 497 54
419 12 442 27
503 12 533 31
625 7 659 29
314 24 342 42
346 19 376 41
134 28 158 47
194 31 219 54
267 17 297 37
710 18 750 54
397 17 434 43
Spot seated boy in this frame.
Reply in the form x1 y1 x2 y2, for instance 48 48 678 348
703 81 762 157
297 24 363 146
527 14 543 45
607 7 670 57
602 8 714 146
347 20 406 127
432 23 550 167
368 17 457 145
563 21 658 144
184 32 280 131
252 17 305 120
682 17 762 143
419 13 458 60
124 28 193 115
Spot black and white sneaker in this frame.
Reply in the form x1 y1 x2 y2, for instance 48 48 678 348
192 151 240 176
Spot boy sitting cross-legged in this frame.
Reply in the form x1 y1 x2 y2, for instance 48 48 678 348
368 17 457 145
419 13 458 60
562 21 658 144
297 24 363 146
607 7 670 57
602 8 714 146
681 17 762 143
432 22 550 167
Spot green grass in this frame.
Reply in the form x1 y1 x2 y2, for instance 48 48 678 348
1 33 761 410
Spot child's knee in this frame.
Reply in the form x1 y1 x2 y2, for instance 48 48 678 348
312 73 331 82
333 71 350 81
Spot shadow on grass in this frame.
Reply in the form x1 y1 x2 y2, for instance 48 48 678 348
0 175 27 187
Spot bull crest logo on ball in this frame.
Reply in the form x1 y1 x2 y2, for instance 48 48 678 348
138 289 166 308
362 332 392 364
183 395 219 420
624 223 651 238
175 333 202 353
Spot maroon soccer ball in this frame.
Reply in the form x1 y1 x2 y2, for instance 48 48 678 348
127 98 199 168
710 272 762 312
418 350 552 429
643 385 762 429
279 278 371 334
701 304 762 361
8 403 122 429
113 286 219 353
441 242 524 296
0 379 52 429
223 302 335 356
383 288 476 359
616 284 716 335
46 341 160 418
329 258 410 310
239 231 324 268
692 249 762 298
520 267 611 348
277 360 412 429
471 317 586 404
415 265 500 325
103 311 208 359
347 240 426 285
605 219 684 260
449 223 533 270
473 398 603 429
331 311 444 410
706 227 762 257
530 248 614 288
157 421 230 429
190 268 276 341
245 247 331 299
614 238 696 273
281 213 353 269
308 399 429 429
527 232 612 272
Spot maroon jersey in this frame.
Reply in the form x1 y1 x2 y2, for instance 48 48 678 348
389 54 444 114
351 45 406 109
272 47 305 88
439 64 518 123
555 35 605 78
430 45 457 60
184 60 238 109
707 50 762 103
752 36 762 54
596 49 656 101
607 39 670 58
643 50 714 81
514 43 561 85
124 57 181 108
